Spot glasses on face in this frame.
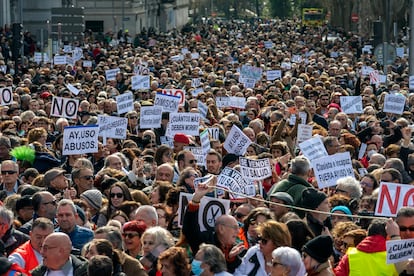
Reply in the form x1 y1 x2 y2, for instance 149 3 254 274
129 116 138 119
258 236 268 244
122 232 140 239
234 212 246 219
81 175 94 180
1 170 16 175
110 193 124 198
188 173 199 178
360 181 373 188
399 226 414 232
189 159 197 164
272 261 285 267
42 200 57 206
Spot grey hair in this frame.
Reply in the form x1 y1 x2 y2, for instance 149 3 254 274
291 156 310 176
135 205 158 226
141 226 174 248
94 226 123 250
199 243 227 273
0 206 14 227
57 199 77 214
336 176 362 199
272 247 305 276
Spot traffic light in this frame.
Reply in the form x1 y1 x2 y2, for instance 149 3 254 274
11 23 23 61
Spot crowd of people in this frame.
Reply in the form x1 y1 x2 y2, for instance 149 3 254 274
0 16 413 276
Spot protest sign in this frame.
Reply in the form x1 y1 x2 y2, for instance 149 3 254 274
0 87 13 106
198 101 208 119
139 106 162 129
208 127 220 140
298 112 307 124
184 146 205 166
216 97 231 108
217 167 250 199
239 157 272 180
105 68 120 81
192 78 201 88
312 152 355 188
383 94 406 115
191 52 200 60
98 115 128 139
410 76 414 90
375 182 414 217
340 96 363 114
241 78 256 89
170 55 184 62
53 55 67 65
131 75 150 90
267 70 282 81
161 89 185 105
396 47 405 58
223 125 252 155
66 83 80 96
116 92 134 115
72 47 83 61
192 88 204 97
292 55 302 63
34 52 49 63
177 192 230 231
297 124 313 144
154 93 180 113
281 62 291 70
169 113 200 136
386 238 414 264
83 60 92 67
240 65 263 81
50 96 79 119
361 66 374 76
133 65 149 75
264 41 273 49
299 136 328 161
63 45 72 52
229 97 247 109
160 136 174 148
62 125 99 155
200 129 211 154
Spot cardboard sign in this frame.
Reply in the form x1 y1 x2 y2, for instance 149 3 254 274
312 152 355 188
375 182 414 217
297 124 313 144
98 115 128 139
386 238 414 264
154 93 180 113
208 127 220 140
200 129 211 154
53 55 67 65
0 87 13 106
223 125 252 156
62 125 99 155
217 167 251 199
198 101 208 119
66 83 80 96
131 75 150 90
264 41 273 49
139 106 162 129
383 94 406 115
177 192 230 231
83 60 92 67
240 65 263 81
50 96 79 119
239 157 272 180
184 146 205 166
169 113 200 136
116 92 134 115
340 96 363 114
161 89 185 105
267 70 282 81
299 136 328 161
105 68 121 81
410 76 414 90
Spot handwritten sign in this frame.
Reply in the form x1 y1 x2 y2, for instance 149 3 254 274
386 238 414 264
312 152 355 188
267 70 282 81
208 127 220 140
62 125 99 155
299 136 328 161
239 157 272 180
297 124 313 144
223 125 252 155
105 68 121 81
139 106 162 129
51 96 79 119
169 113 200 136
340 96 363 114
131 75 150 90
116 92 134 115
154 93 180 113
161 89 185 105
383 94 406 115
98 115 128 139
218 167 251 199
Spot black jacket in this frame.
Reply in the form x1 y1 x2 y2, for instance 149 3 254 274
31 255 88 276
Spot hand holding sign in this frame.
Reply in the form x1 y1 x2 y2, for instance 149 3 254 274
192 175 217 203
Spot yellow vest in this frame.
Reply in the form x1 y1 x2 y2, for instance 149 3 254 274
348 247 398 276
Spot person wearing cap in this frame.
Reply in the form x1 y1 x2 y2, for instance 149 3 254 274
43 167 69 196
268 192 293 221
173 133 190 155
15 195 34 225
301 188 330 237
122 220 147 259
0 160 22 196
335 219 398 276
80 189 107 228
302 235 334 276
0 136 12 162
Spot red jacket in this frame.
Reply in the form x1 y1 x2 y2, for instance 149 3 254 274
11 241 39 272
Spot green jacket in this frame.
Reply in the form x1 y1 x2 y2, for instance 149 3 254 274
31 255 88 276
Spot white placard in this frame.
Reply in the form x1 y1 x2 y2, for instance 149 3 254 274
239 157 272 180
161 89 185 105
361 66 374 76
299 112 307 124
131 75 150 90
184 146 205 166
264 41 273 49
216 96 246 109
281 62 291 70
105 68 121 81
192 88 204 97
181 48 189 54
83 60 92 67
170 55 184 62
386 239 414 264
191 52 200 60
63 45 72 53
297 124 313 143
223 125 252 156
169 113 200 136
62 125 99 155
160 136 174 148
340 96 363 114
54 55 67 65
50 96 79 119
66 83 80 96
409 76 414 90
154 93 180 113
116 92 134 115
133 65 149 75
217 167 251 199
192 78 201 88
241 78 256 89
299 136 328 161
383 94 406 115
358 143 367 160
198 101 208 119
208 127 220 140
34 52 49 63
98 115 128 139
396 47 405 58
0 87 13 106
292 55 302 63
139 106 162 129
216 97 231 108
200 129 211 154
72 47 83 61
267 70 282 81
240 65 263 81
312 152 355 188
375 182 414 217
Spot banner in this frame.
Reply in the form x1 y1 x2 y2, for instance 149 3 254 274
98 115 128 139
217 167 252 199
116 92 134 115
139 106 162 129
131 75 150 90
383 94 406 115
169 113 200 136
375 182 414 217
299 136 328 161
216 97 246 109
161 89 185 105
105 68 121 81
311 152 355 188
62 125 99 155
386 238 414 264
340 96 363 114
50 96 79 119
223 125 252 155
239 157 272 180
154 93 180 113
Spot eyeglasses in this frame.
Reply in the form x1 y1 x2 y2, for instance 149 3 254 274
81 175 94 180
188 173 199 178
272 261 285 267
189 159 197 164
360 181 373 188
1 170 16 175
42 200 57 206
234 212 246 219
399 226 414 232
258 236 268 244
110 193 124 198
129 116 138 119
122 233 140 239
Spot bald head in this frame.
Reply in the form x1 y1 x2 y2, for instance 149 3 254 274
41 232 72 270
155 163 174 182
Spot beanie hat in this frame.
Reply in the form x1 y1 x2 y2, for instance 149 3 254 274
122 220 147 236
174 133 190 145
301 188 327 210
270 192 294 205
80 189 103 211
16 195 32 212
75 205 86 223
331 205 352 218
303 235 333 263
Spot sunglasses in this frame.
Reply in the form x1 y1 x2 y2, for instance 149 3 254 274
234 212 246 219
399 226 414 232
257 236 268 244
81 175 94 180
129 116 138 119
1 170 16 175
189 173 199 178
189 159 197 164
110 193 124 198
122 233 140 239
